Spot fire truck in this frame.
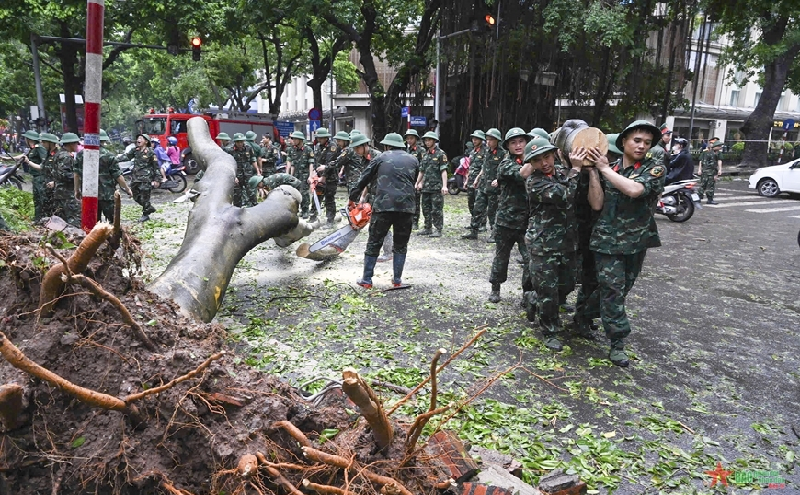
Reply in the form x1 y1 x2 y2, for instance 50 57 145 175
136 109 280 174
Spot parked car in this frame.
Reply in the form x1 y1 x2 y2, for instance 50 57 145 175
748 158 800 197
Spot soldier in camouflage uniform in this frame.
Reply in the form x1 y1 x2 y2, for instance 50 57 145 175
405 129 425 229
245 131 263 174
123 133 160 222
41 133 82 227
225 133 257 207
36 133 60 219
345 133 381 196
485 128 532 303
648 124 671 169
248 173 302 202
332 131 352 187
415 131 448 237
75 130 133 222
349 133 419 288
462 130 488 237
698 140 722 204
260 134 280 177
313 128 340 224
588 120 665 367
19 130 48 221
286 131 315 217
520 137 585 350
470 128 506 242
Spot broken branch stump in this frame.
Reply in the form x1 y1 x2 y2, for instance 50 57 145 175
341 367 393 452
0 383 23 429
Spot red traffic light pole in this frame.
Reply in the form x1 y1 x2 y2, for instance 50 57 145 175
81 0 105 232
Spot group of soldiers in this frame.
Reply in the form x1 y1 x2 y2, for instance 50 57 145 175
18 129 134 227
448 120 668 367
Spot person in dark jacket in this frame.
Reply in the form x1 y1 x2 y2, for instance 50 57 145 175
350 133 419 289
665 137 694 185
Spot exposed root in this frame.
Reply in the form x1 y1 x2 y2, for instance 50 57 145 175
0 384 23 429
272 420 312 448
39 223 113 316
341 367 393 452
302 447 413 495
237 454 258 478
124 352 224 403
303 479 350 495
404 348 447 453
387 328 486 415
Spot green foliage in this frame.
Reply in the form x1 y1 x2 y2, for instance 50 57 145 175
0 186 33 232
333 52 359 94
731 141 745 152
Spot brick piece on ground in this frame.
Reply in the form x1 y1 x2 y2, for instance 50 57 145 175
461 482 516 495
426 430 480 483
538 469 587 495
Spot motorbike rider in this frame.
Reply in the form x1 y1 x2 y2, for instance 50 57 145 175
665 137 694 185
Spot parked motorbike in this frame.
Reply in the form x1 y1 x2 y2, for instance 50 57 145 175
656 179 702 222
447 174 469 195
119 161 188 193
0 161 25 190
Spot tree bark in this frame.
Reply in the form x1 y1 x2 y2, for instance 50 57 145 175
148 117 304 322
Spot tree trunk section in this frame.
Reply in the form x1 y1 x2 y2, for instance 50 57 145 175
148 118 303 322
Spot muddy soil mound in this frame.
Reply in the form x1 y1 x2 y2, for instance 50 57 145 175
0 229 444 495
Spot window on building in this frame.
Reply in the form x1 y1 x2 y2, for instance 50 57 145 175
754 91 762 107
735 70 746 86
729 90 740 107
778 93 787 111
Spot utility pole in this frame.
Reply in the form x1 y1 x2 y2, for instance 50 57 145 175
29 34 47 131
81 0 105 232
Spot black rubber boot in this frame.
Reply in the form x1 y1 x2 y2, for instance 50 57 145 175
488 283 501 303
392 253 406 286
357 255 378 288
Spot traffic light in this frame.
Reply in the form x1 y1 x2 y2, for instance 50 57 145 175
191 37 201 61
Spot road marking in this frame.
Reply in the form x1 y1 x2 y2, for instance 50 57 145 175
712 195 767 201
744 205 800 213
704 201 777 208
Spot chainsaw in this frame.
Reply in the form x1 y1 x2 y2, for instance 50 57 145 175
296 201 372 260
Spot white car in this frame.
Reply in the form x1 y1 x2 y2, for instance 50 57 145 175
748 159 800 197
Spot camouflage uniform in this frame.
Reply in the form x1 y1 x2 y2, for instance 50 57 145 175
590 157 664 346
345 148 381 198
573 170 602 331
314 140 340 223
698 149 719 201
526 167 581 336
261 142 281 176
471 147 506 232
287 143 315 216
406 144 425 227
26 145 48 221
124 147 159 217
418 145 448 232
42 148 81 227
75 147 124 222
467 144 486 216
226 144 257 207
490 156 531 292
246 138 263 202
263 173 302 191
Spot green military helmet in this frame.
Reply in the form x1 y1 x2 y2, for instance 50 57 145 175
315 127 331 138
40 133 59 143
529 127 550 140
232 133 247 141
289 131 306 141
711 141 724 149
523 137 556 163
503 127 531 148
465 141 474 150
405 129 420 138
350 134 370 148
245 130 257 141
334 131 351 141
99 129 111 142
138 133 150 142
216 132 231 141
470 130 486 141
615 120 661 151
421 131 439 141
350 129 362 136
248 175 264 189
485 128 502 141
60 132 81 144
606 134 622 156
380 133 405 149
23 130 40 141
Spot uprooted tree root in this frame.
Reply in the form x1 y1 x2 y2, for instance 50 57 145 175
0 229 505 495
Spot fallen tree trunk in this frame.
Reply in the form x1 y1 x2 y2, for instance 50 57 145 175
148 117 306 322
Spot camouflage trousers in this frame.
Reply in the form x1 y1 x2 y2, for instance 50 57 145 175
575 238 600 327
490 226 531 289
412 190 421 227
529 250 577 335
594 250 647 343
298 181 311 216
131 182 155 216
98 199 116 223
471 190 498 231
366 211 413 257
322 180 338 223
32 175 47 221
50 192 81 228
698 173 716 201
420 192 444 231
467 187 477 217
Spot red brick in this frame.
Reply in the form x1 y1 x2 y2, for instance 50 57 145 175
427 430 480 483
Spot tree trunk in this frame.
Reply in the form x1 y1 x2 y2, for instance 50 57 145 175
739 21 800 168
148 117 304 322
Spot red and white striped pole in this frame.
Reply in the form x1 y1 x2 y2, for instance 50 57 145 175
81 0 104 231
